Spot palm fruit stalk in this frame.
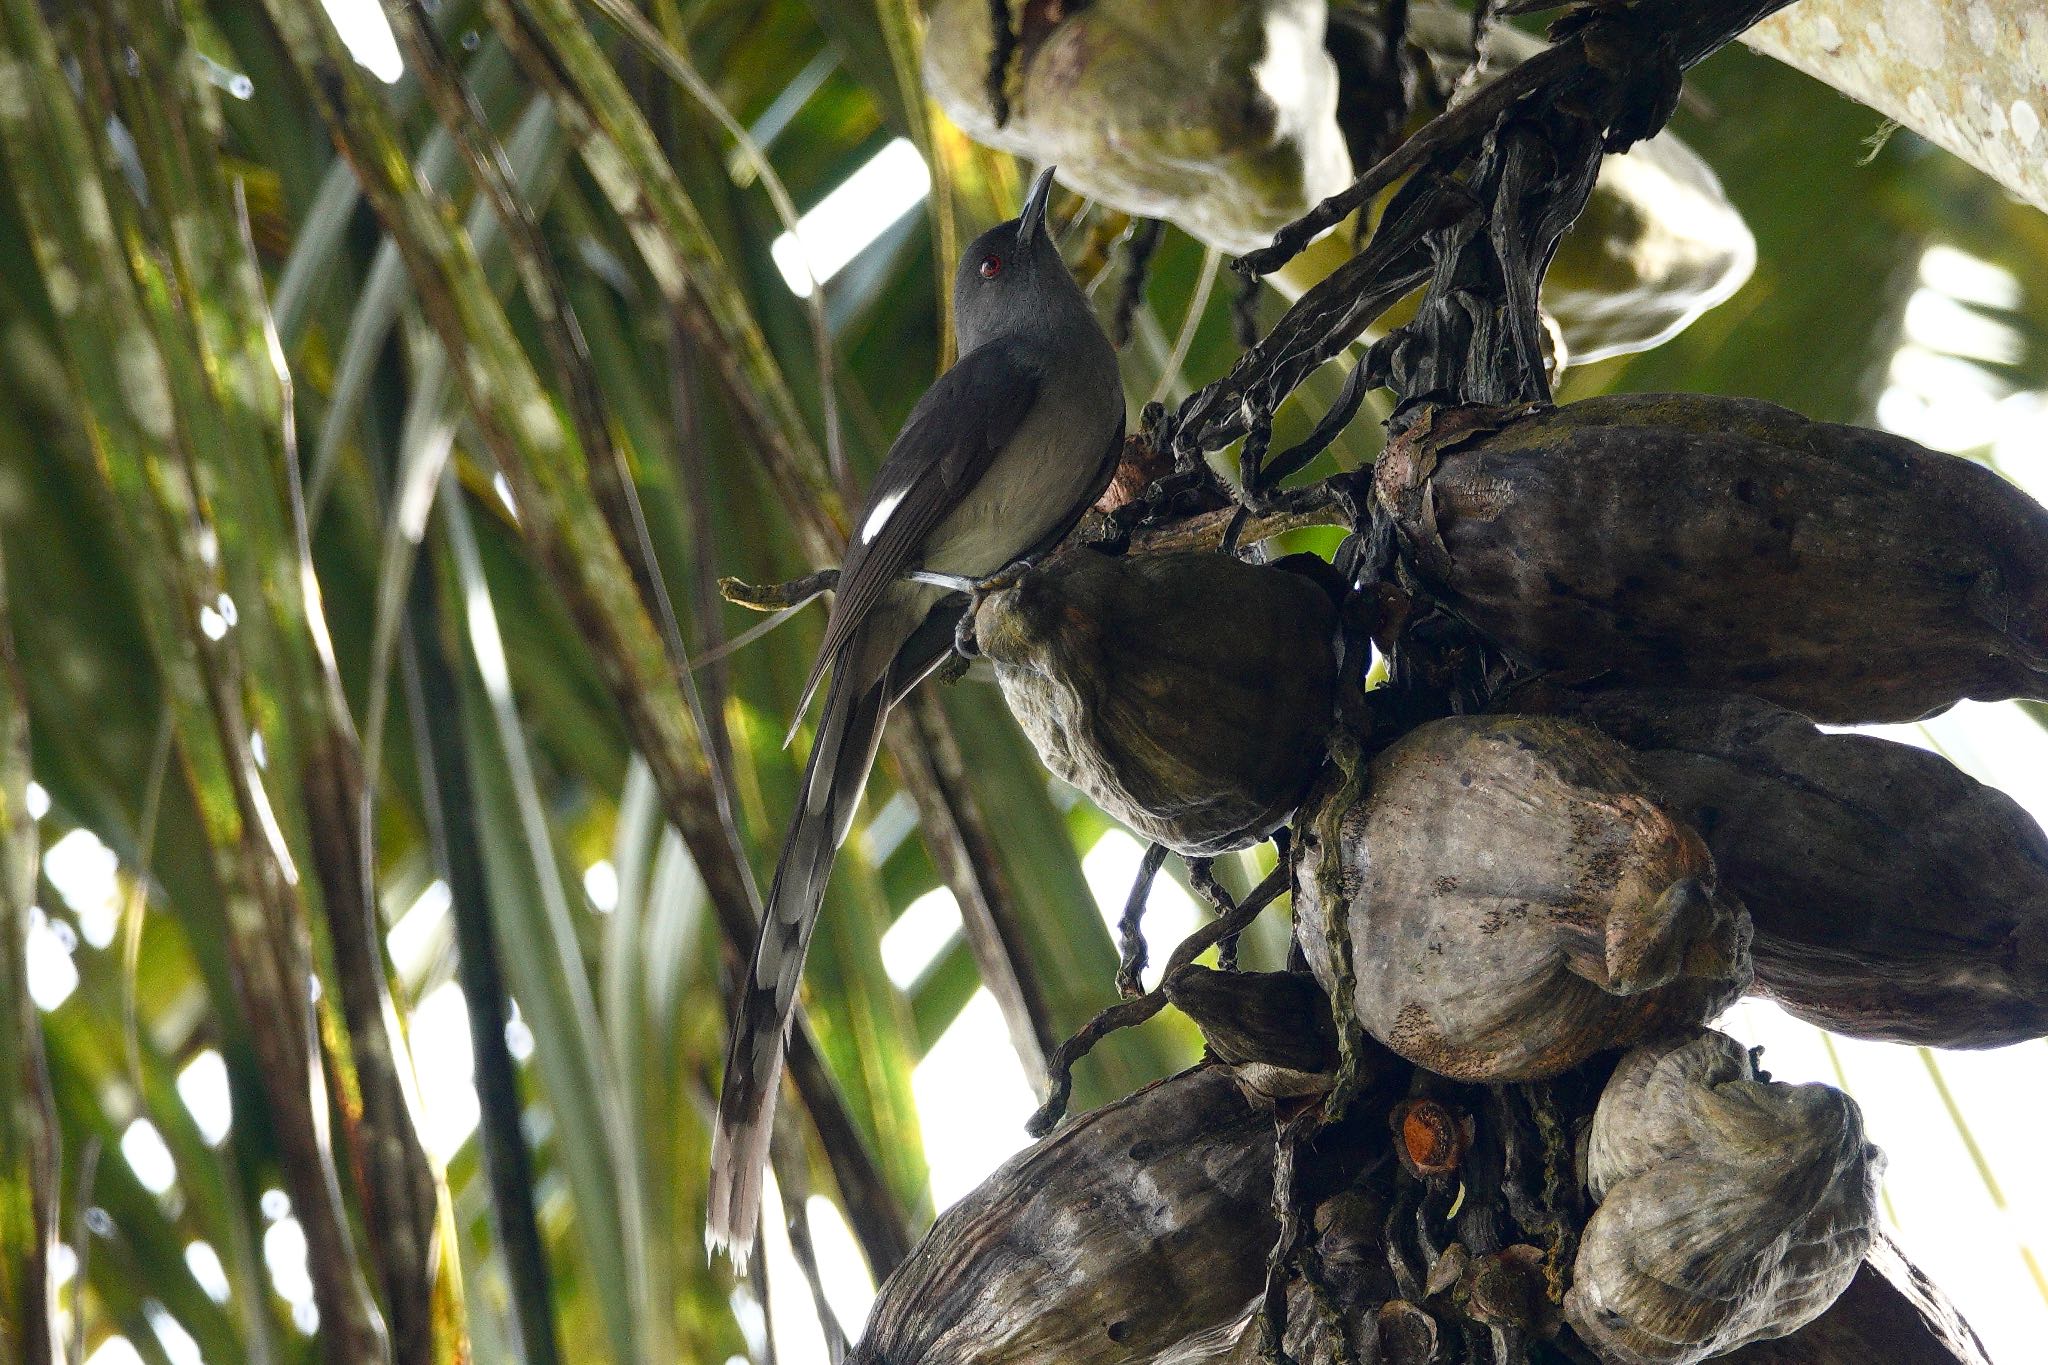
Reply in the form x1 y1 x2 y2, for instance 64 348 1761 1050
1292 715 1752 1082
1517 686 2048 1048
971 549 1340 856
1374 395 2048 724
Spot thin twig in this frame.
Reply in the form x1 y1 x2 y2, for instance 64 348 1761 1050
721 569 841 612
1129 475 1362 556
1174 185 1452 458
1259 361 1374 495
1115 842 1170 999
1184 859 1245 972
1028 866 1288 1136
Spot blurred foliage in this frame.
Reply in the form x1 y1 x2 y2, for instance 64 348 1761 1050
0 3 2039 1363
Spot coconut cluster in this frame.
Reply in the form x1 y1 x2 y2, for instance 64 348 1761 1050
850 389 2040 1365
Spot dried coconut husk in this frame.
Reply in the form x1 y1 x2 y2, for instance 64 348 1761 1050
1567 1029 1883 1365
850 1067 1279 1364
1373 395 2048 724
1292 715 1751 1082
1518 686 2048 1048
973 549 1338 856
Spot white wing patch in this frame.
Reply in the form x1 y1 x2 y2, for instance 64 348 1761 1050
860 488 906 544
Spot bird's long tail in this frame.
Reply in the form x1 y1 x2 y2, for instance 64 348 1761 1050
707 659 889 1266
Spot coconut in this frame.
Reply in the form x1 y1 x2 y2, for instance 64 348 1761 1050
1567 1029 1883 1365
1374 395 2048 724
1292 715 1751 1082
1519 686 2048 1047
974 550 1338 855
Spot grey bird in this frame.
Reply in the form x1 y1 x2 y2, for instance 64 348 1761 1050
708 165 1126 1262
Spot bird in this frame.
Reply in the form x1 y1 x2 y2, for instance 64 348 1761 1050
708 165 1127 1263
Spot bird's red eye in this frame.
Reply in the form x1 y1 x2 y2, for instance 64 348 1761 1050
979 254 1002 279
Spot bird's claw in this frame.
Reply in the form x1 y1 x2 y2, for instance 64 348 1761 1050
975 559 1035 596
952 608 981 659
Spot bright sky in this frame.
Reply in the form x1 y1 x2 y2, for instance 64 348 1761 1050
769 138 931 297
319 0 402 84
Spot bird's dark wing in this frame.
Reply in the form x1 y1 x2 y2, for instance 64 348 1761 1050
789 339 1045 727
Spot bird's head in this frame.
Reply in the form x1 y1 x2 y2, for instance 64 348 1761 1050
953 165 1086 352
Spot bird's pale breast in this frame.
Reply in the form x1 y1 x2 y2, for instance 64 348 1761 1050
919 361 1123 576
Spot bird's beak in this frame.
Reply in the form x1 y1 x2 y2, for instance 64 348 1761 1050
1018 165 1057 246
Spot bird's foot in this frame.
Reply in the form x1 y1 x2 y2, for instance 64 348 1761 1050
905 568 981 594
950 560 1038 659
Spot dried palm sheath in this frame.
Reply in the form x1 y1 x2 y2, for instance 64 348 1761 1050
972 550 1339 856
1374 395 2048 724
1517 686 2048 1047
1292 715 1751 1082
